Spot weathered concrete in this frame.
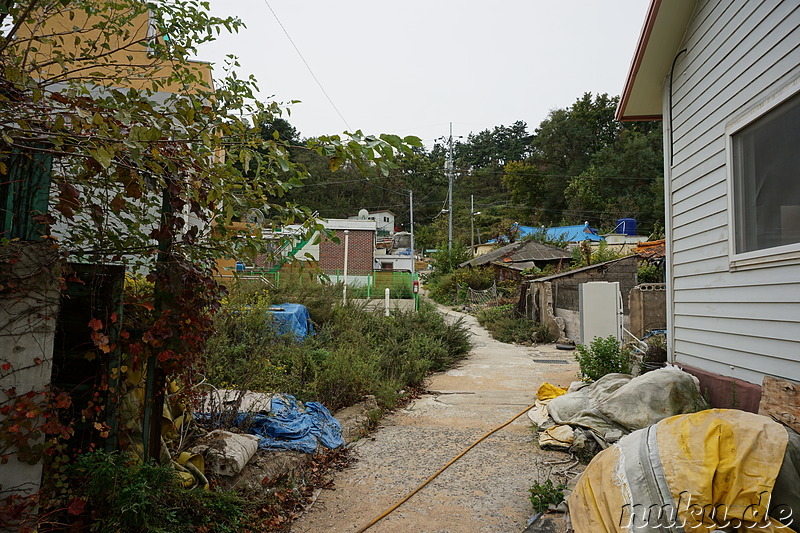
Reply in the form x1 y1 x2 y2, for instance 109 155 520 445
291 303 580 533
521 256 638 343
628 283 666 339
0 242 62 501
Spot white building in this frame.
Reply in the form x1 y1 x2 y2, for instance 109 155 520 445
617 0 800 410
348 210 395 234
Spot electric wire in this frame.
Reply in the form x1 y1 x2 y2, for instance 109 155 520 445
262 0 352 131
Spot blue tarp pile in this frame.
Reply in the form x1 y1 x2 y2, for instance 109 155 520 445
267 303 315 341
236 394 344 454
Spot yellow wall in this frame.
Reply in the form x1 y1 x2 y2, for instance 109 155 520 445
16 4 212 93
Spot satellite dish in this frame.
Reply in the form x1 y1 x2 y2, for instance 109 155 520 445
358 208 369 219
244 208 266 225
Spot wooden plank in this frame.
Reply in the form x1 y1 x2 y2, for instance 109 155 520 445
759 376 800 434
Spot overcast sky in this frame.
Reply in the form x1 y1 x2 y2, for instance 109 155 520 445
199 1 649 147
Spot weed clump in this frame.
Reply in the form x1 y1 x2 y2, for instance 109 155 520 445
529 479 566 514
204 282 472 411
575 335 634 381
476 304 552 345
67 451 244 533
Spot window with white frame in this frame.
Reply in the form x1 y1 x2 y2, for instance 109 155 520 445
729 86 800 259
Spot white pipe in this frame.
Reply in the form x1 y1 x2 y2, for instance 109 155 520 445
343 230 350 305
385 288 390 317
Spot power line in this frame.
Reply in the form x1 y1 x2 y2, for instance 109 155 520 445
262 0 352 131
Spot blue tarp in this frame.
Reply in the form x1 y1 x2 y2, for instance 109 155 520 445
236 394 344 454
267 303 315 341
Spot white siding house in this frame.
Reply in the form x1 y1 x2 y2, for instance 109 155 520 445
618 0 800 411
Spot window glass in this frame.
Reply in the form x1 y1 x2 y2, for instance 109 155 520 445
732 93 800 254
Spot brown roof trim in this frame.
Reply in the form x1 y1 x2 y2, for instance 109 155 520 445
616 0 662 121
618 114 663 122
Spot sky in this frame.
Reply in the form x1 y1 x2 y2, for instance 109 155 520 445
198 1 650 148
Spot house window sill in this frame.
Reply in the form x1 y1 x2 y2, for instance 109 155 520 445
730 248 800 271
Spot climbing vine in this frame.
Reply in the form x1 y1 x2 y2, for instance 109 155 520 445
0 0 420 528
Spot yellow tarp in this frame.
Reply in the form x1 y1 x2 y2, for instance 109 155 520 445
537 382 567 401
569 409 795 532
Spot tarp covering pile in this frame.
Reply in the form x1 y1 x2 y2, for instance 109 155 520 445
546 366 705 447
569 409 800 532
236 394 344 454
267 303 315 341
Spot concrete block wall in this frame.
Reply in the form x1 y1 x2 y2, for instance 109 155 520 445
319 229 375 275
628 283 667 339
552 256 638 313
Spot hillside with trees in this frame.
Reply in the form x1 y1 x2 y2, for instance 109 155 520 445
276 93 664 247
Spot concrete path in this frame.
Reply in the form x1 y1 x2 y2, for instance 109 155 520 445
291 304 580 533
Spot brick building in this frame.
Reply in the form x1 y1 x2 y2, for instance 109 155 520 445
318 221 377 275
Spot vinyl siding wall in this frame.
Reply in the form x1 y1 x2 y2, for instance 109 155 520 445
667 0 800 384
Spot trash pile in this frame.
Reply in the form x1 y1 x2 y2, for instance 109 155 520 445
529 367 800 531
197 393 344 455
530 366 707 455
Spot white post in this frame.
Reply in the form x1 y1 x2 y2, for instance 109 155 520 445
409 189 415 274
343 230 350 305
384 288 390 317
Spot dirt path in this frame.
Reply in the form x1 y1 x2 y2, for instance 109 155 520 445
291 304 580 533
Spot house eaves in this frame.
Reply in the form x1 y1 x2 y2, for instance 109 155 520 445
616 0 697 121
527 256 633 282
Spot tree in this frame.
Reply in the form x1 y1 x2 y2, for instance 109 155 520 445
0 1 419 523
502 93 663 233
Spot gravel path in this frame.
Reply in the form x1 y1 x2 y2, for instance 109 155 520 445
291 303 580 533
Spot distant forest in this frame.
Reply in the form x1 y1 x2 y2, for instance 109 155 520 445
263 93 664 250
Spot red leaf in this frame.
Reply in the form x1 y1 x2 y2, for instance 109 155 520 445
110 312 118 324
67 498 86 516
1 363 10 372
88 318 103 331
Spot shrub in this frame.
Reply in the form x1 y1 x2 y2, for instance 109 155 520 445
203 284 472 411
429 243 471 276
68 451 244 533
637 261 663 283
529 479 565 514
575 335 634 380
476 305 552 345
427 267 495 305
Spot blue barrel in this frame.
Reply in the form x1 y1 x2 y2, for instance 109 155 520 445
617 218 637 236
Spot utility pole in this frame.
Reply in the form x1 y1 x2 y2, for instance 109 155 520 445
446 122 454 252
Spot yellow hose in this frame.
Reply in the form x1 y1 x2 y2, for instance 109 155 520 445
354 400 538 533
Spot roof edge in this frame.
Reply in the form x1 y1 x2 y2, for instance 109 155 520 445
616 0 663 122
